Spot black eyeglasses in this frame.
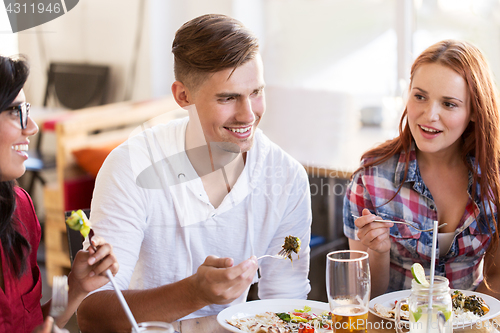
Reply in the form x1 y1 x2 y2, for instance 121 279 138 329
2 102 30 129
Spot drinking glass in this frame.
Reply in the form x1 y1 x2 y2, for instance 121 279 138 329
395 276 452 333
132 321 174 333
326 250 371 333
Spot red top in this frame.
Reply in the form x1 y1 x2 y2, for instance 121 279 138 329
0 187 43 333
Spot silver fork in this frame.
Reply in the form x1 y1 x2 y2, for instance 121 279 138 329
50 275 68 320
257 254 287 260
257 248 293 260
352 215 447 232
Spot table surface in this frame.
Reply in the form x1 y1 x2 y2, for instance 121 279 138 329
176 312 500 333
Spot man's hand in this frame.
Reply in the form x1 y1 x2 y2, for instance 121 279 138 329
193 255 258 305
355 208 393 254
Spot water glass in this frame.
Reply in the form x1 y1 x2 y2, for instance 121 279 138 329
133 321 174 333
326 250 371 333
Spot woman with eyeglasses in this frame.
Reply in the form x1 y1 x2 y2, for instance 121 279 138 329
0 55 119 333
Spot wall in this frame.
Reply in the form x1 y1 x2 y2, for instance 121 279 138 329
18 0 152 106
17 0 266 106
148 0 265 98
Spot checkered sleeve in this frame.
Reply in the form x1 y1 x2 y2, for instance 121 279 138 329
343 168 377 240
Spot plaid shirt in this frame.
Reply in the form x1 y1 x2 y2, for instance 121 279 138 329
343 145 496 292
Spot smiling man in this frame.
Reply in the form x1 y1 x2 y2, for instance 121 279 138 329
77 14 312 332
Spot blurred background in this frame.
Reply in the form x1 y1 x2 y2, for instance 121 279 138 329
2 0 500 115
1 0 500 331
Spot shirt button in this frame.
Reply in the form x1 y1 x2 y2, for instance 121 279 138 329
211 213 216 218
430 205 435 210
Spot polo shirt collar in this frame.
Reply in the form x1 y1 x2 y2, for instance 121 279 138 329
172 119 267 214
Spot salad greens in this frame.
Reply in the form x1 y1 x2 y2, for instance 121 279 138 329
274 306 332 332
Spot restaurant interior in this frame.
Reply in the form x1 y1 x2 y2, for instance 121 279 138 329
1 0 500 331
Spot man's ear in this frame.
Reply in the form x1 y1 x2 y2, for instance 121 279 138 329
172 81 192 107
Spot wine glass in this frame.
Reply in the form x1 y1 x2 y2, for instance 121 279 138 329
50 275 68 319
135 321 174 332
326 250 370 333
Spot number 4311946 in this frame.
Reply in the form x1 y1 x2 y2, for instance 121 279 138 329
6 2 61 14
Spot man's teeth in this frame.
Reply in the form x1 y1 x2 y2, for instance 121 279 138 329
12 144 28 151
229 127 251 133
420 126 441 133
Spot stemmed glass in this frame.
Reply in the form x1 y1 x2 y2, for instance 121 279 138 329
50 276 68 319
326 250 371 333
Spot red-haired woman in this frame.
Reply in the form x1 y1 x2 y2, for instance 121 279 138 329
344 40 500 298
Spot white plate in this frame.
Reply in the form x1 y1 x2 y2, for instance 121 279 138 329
369 289 500 327
217 299 329 333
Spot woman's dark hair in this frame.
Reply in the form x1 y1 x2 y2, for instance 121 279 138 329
0 55 31 278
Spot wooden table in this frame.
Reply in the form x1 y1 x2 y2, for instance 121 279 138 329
176 312 500 333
